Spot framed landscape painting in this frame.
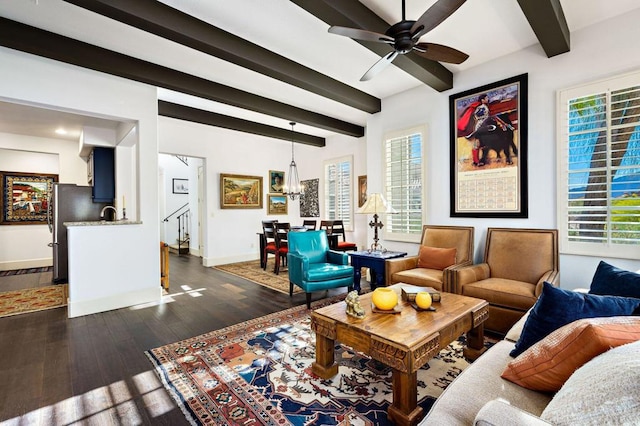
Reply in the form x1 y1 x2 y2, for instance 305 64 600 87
449 73 528 218
267 194 288 215
0 171 58 225
220 173 263 209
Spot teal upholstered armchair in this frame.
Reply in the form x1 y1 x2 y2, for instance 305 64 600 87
287 230 354 308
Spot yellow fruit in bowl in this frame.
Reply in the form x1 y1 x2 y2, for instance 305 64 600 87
371 287 398 310
415 292 432 309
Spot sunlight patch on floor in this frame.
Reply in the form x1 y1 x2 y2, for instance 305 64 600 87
2 376 169 425
128 287 207 310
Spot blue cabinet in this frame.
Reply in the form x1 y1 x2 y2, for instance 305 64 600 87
91 147 115 203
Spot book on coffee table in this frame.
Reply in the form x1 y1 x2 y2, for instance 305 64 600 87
401 285 441 303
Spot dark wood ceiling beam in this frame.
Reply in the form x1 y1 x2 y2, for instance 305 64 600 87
0 17 364 138
290 0 454 91
517 0 570 57
62 0 380 114
159 101 325 148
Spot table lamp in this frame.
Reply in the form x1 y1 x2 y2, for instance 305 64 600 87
356 193 397 252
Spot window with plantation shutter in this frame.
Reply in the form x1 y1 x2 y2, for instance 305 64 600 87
324 156 353 229
383 126 425 242
557 71 640 259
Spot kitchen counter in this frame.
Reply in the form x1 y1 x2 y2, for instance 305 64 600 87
65 220 142 226
66 221 159 317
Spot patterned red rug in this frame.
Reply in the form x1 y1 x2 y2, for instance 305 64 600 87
146 299 484 425
0 284 67 318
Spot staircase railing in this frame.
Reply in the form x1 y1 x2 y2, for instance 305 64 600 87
176 209 190 255
163 203 190 256
163 203 188 223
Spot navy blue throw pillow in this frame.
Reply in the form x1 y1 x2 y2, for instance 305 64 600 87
589 261 640 299
510 282 640 357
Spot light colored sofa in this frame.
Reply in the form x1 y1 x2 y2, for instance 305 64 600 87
420 313 640 425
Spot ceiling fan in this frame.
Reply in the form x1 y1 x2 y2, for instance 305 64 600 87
328 0 469 81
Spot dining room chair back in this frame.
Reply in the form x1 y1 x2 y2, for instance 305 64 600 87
261 220 278 271
320 220 357 251
273 222 290 274
302 219 317 230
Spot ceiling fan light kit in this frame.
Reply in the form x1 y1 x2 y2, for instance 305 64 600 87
328 0 469 81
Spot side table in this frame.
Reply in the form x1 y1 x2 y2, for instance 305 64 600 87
348 250 407 292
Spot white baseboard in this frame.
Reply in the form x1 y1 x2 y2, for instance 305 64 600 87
68 286 161 318
0 258 52 271
203 254 259 267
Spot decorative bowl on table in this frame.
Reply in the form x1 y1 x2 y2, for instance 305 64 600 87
371 287 398 311
415 291 433 309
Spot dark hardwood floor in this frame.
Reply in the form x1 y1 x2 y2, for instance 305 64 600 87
0 254 355 425
0 268 53 292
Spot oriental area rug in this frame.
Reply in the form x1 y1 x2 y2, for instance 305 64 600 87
146 300 479 426
0 284 68 318
214 259 302 295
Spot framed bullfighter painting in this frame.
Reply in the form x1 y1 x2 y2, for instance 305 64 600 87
449 73 528 218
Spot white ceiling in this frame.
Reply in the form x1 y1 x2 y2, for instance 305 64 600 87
1 0 639 142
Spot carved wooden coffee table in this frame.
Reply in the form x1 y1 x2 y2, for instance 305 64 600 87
310 284 489 426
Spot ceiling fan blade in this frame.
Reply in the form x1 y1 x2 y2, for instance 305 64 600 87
328 26 394 44
413 42 469 64
410 0 467 40
360 51 398 82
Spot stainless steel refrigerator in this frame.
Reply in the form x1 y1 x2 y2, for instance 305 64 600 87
48 183 110 283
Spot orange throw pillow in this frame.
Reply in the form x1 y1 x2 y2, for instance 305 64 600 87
501 316 640 392
416 246 457 270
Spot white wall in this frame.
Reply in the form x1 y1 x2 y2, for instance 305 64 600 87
0 46 161 314
365 10 640 289
0 136 88 270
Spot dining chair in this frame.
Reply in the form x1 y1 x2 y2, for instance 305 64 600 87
273 222 290 274
302 219 317 230
261 220 278 271
320 220 357 251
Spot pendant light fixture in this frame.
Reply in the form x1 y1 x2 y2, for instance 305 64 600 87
283 122 305 200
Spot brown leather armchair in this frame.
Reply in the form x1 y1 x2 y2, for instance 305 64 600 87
385 225 474 292
451 228 559 335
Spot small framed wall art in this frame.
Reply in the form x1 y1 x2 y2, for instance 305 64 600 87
269 170 285 193
267 194 288 215
358 175 367 207
172 178 188 194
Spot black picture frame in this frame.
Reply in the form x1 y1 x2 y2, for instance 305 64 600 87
449 73 528 218
172 178 188 194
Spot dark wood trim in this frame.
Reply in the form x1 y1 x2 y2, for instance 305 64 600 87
158 101 326 148
0 17 365 138
517 0 570 57
291 0 454 91
61 0 381 115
